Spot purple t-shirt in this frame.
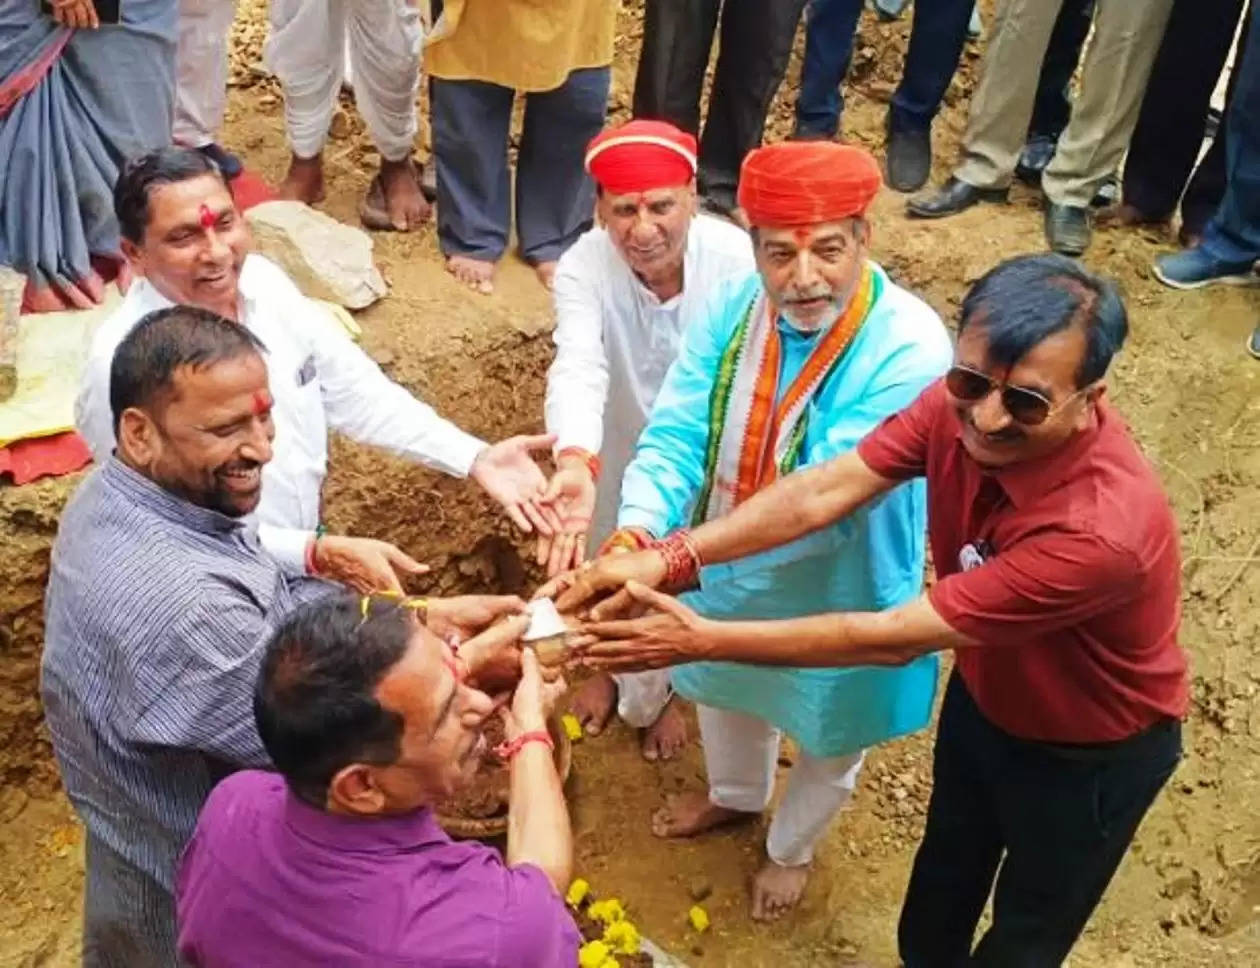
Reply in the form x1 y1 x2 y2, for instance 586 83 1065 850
176 771 579 967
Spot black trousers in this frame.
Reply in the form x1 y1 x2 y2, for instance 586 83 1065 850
1124 0 1250 233
1028 0 1094 139
632 0 809 209
898 673 1181 968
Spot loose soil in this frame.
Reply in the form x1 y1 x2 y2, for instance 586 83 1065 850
3 3 1259 966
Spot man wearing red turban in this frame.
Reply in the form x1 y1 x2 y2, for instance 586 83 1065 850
541 139 953 921
537 120 755 761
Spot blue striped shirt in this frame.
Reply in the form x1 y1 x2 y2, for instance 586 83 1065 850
41 459 332 897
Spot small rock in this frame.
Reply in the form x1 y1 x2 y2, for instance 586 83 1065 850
246 201 387 309
329 108 352 140
689 878 713 902
0 787 29 823
259 93 278 108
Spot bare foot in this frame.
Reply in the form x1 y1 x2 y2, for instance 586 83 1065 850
751 860 810 921
650 790 754 839
534 260 558 290
641 695 688 762
570 672 617 737
278 154 325 205
379 158 430 231
446 254 496 295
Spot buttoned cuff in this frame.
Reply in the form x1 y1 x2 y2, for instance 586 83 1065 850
258 524 315 575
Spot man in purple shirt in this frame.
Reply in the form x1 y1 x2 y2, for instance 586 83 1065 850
175 591 579 967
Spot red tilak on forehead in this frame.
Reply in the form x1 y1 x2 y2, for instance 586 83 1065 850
792 227 813 245
252 390 272 416
198 203 216 229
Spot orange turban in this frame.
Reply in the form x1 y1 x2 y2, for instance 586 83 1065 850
585 120 698 195
737 142 882 228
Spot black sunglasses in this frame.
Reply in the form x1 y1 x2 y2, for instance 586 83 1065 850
945 364 1087 427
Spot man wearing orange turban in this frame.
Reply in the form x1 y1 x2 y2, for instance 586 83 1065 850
537 120 754 761
544 140 953 920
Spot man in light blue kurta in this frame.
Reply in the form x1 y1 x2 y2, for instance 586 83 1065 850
610 141 951 919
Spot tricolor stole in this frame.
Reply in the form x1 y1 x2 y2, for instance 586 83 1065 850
692 265 880 525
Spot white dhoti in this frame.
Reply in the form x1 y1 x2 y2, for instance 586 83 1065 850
174 0 236 147
614 669 674 728
264 0 421 162
698 704 864 868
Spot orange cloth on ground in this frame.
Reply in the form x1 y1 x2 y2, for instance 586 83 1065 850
738 142 882 228
585 120 697 195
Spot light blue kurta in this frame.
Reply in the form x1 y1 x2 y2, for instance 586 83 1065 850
617 265 953 757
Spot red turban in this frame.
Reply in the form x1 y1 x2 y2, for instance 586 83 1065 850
585 120 698 195
737 142 882 227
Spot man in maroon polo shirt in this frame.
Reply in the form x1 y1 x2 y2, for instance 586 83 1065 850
547 253 1188 965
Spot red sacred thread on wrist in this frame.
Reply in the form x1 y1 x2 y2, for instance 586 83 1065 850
304 525 328 577
494 730 554 760
651 529 703 591
557 446 602 482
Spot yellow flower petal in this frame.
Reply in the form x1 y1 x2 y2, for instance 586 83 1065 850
565 878 590 908
561 713 584 742
688 905 710 933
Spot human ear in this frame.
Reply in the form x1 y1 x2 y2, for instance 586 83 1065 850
117 408 157 465
328 764 387 816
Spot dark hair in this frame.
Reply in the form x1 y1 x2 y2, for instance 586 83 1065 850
114 146 228 244
958 254 1128 387
255 593 418 807
109 305 266 432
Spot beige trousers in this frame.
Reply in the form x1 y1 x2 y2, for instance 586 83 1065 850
955 0 1175 207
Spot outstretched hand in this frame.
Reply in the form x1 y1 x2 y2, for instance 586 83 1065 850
535 548 669 619
314 535 428 593
534 461 596 577
569 582 706 672
471 434 562 536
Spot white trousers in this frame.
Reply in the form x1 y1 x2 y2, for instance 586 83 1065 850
265 0 421 161
173 0 236 146
614 670 674 728
699 703 865 868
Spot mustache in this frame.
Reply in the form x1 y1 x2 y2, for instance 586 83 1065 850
966 414 1023 441
783 288 833 303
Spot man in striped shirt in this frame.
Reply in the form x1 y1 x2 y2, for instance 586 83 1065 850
42 306 529 968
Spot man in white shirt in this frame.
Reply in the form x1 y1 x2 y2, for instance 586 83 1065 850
77 147 556 591
537 120 754 760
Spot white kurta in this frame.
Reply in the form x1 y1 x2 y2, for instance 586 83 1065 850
545 213 755 549
545 213 754 728
75 254 486 572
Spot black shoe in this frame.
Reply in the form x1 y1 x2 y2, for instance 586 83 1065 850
1044 203 1091 256
906 177 1008 219
886 120 931 193
197 143 243 180
1015 133 1057 187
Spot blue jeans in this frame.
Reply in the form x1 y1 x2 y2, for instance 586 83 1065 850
1202 5 1260 264
795 0 974 137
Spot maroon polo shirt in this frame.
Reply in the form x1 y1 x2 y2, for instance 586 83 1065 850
857 380 1188 744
